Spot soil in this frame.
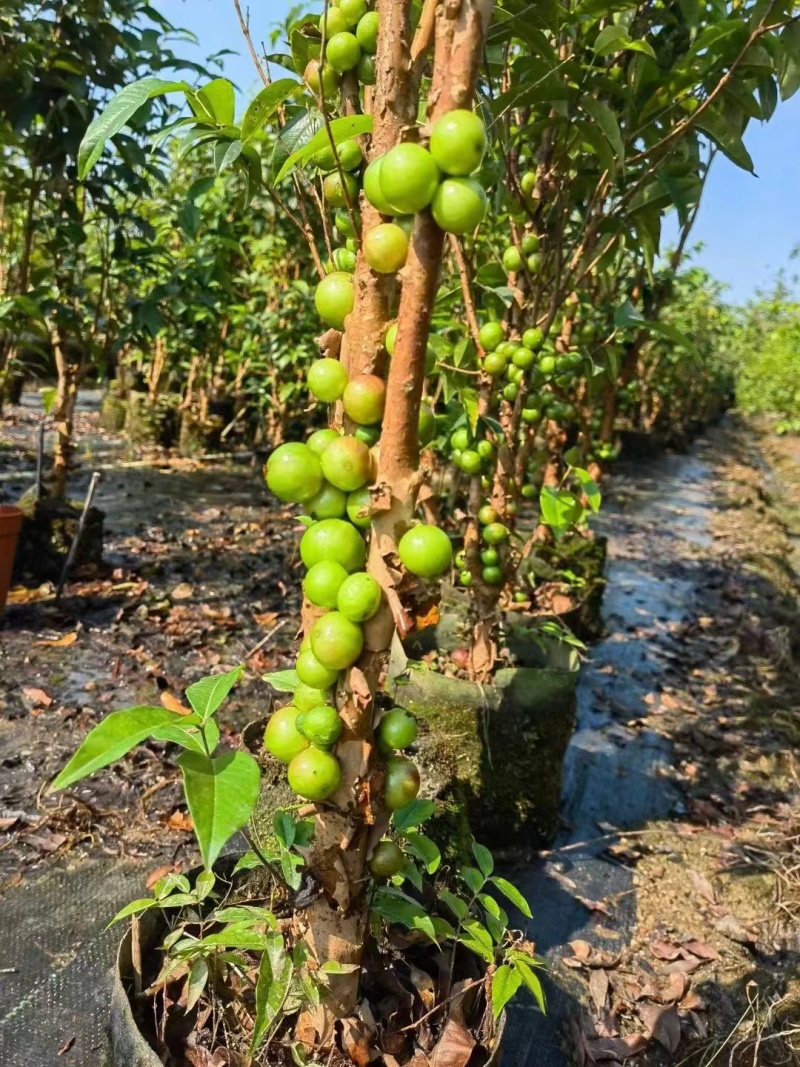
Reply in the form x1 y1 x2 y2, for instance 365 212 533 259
1 395 799 1067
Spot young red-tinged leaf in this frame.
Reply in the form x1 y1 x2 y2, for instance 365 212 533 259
492 964 522 1019
177 749 260 870
52 706 177 789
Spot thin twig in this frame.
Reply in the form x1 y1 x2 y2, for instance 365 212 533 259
232 0 270 86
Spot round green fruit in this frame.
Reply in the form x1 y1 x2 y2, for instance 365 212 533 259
479 321 504 352
378 708 418 751
521 233 540 254
323 170 359 208
502 245 523 273
326 31 361 72
315 272 355 329
522 327 544 350
459 569 473 586
378 143 439 215
304 559 349 609
450 427 471 452
521 407 541 424
320 435 372 492
398 525 453 579
476 439 494 460
337 571 382 622
266 442 323 504
478 504 498 525
357 54 376 85
480 548 499 566
506 365 523 384
293 683 331 713
310 611 364 670
384 756 421 810
307 428 340 455
363 157 397 215
482 565 503 585
354 424 380 446
356 10 379 52
483 522 509 545
264 706 309 763
520 170 538 197
363 223 409 274
342 373 386 426
514 591 528 603
369 839 405 877
300 517 367 572
304 59 338 97
298 703 343 747
334 208 360 238
308 481 347 519
512 346 535 369
483 351 507 376
331 247 357 273
431 177 487 234
526 252 543 274
521 484 536 499
288 747 341 801
346 486 372 529
429 109 487 176
538 355 556 376
338 0 367 26
458 449 482 475
384 321 397 354
308 357 349 402
296 649 339 690
418 403 436 446
503 382 519 402
322 6 350 36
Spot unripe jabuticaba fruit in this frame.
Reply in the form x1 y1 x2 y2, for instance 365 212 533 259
297 703 342 747
337 571 382 622
346 486 372 529
431 177 487 234
377 143 440 214
315 272 354 329
307 481 347 519
483 521 509 544
339 0 367 25
398 524 453 579
288 747 341 801
384 756 421 809
321 6 349 37
479 321 504 352
502 245 523 272
293 682 331 712
342 373 386 425
323 169 359 208
418 403 436 446
326 31 361 72
357 53 376 85
363 223 409 274
296 649 339 690
521 233 540 254
264 706 309 763
304 559 349 608
300 517 367 572
266 442 323 503
363 157 397 215
307 427 340 455
378 708 418 751
429 109 488 176
355 10 379 52
320 434 372 491
310 610 364 670
369 839 405 877
308 357 348 402
304 58 338 97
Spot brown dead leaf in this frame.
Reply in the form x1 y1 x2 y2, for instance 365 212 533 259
663 972 687 1003
714 914 756 945
605 842 642 864
682 940 719 961
577 896 612 916
650 940 682 961
166 811 193 832
171 582 194 600
589 969 609 1014
341 1017 372 1067
586 1034 649 1061
57 1037 76 1056
549 869 578 892
146 865 177 891
687 869 717 904
663 957 706 975
638 1003 682 1053
408 964 437 1010
160 690 192 715
430 1016 475 1067
35 631 77 648
22 687 53 706
252 611 279 627
570 939 594 961
414 602 440 631
27 831 67 852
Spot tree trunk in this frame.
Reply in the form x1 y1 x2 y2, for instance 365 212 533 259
51 333 80 500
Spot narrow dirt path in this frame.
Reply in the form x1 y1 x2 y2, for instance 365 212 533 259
504 419 800 1066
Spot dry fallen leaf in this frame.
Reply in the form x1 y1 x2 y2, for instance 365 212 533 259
650 940 682 961
430 1015 475 1067
22 687 53 706
160 690 193 715
682 940 720 961
166 811 193 832
638 1003 682 1053
146 865 177 891
688 869 717 904
171 582 194 600
35 631 77 648
589 969 609 1014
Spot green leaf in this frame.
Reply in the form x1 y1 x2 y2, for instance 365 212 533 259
262 669 300 693
459 918 495 963
491 877 533 919
492 964 522 1019
392 798 435 831
215 139 244 174
371 887 439 942
404 832 441 874
197 78 236 126
512 956 546 1011
52 706 176 789
271 110 325 182
461 866 485 894
275 114 373 183
694 107 755 173
539 486 583 532
185 958 209 1012
214 905 277 925
572 468 602 513
320 960 360 974
472 841 494 877
107 898 157 925
624 39 657 58
78 77 191 179
196 925 275 951
177 749 261 870
580 96 624 171
195 870 216 901
593 25 631 55
440 890 469 921
185 665 244 722
151 716 220 755
251 933 293 1052
242 81 303 141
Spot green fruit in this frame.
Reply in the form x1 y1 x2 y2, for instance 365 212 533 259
455 550 467 569
354 425 381 446
337 571 382 622
522 327 544 350
506 501 518 516
480 548 499 565
308 481 348 519
346 486 372 529
323 169 359 208
322 6 350 36
310 611 364 670
482 565 503 584
384 321 397 354
296 649 339 690
377 143 439 215
429 109 487 176
520 170 537 197
512 346 535 369
294 683 331 713
266 443 323 504
478 504 498 525
521 484 536 499
326 31 361 71
363 222 409 274
320 435 372 492
431 177 487 234
539 355 556 376
264 706 309 763
304 59 339 97
506 365 524 384
419 403 436 446
298 703 343 747
356 9 379 52
378 708 418 750
459 449 482 475
315 272 355 329
384 756 421 810
335 207 360 237
308 357 349 402
483 351 507 376
459 569 473 586
398 525 453 579
369 839 405 877
300 517 367 572
288 747 341 801
483 522 509 544
521 233 540 254
363 157 397 215
339 0 367 26
450 427 471 452
479 321 504 352
503 382 519 402
304 559 349 608
331 247 357 273
357 53 376 85
342 373 386 425
502 245 523 272
521 407 541 424
514 591 528 603
526 252 543 274
307 428 340 455
314 137 362 173
476 439 494 460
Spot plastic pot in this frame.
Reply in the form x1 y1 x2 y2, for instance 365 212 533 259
0 505 22 611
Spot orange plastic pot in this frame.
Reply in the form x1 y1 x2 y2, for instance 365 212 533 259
0 505 23 611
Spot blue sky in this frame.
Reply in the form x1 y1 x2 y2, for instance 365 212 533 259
160 0 800 304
